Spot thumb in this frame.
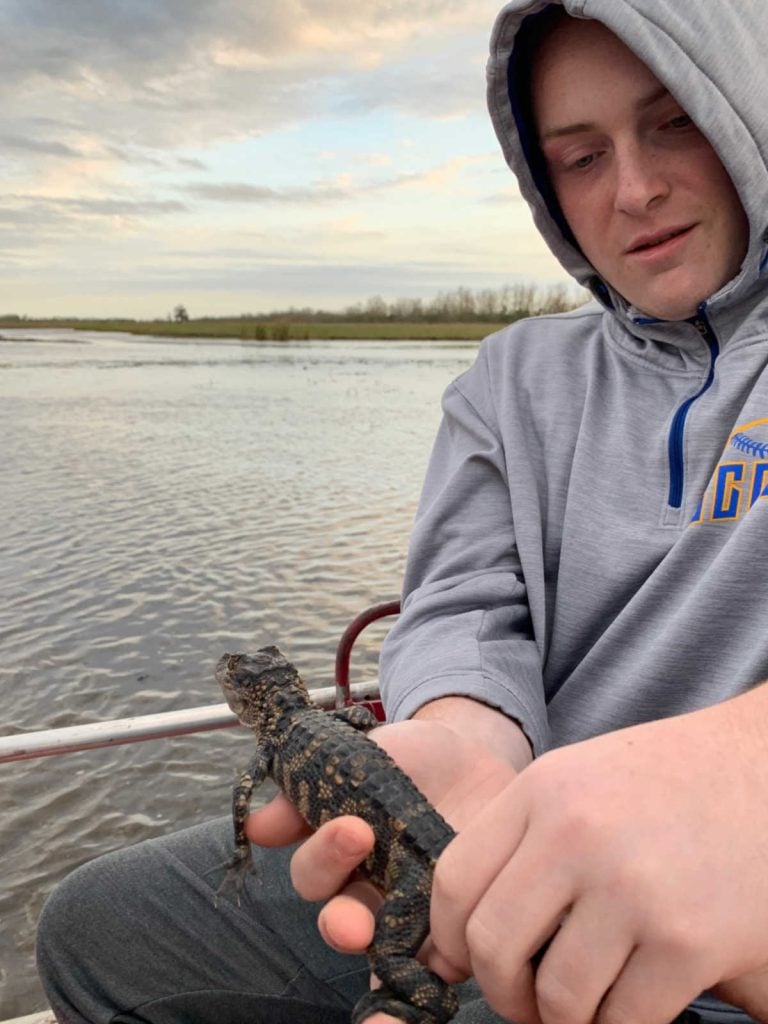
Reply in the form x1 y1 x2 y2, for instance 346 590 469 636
715 967 768 1023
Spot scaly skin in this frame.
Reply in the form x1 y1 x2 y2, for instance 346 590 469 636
216 645 459 1024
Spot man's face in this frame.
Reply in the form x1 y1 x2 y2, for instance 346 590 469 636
532 18 749 321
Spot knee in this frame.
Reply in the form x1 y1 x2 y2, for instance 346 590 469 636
37 853 118 981
35 862 91 1017
38 859 90 965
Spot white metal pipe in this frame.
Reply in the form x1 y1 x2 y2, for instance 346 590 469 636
0 679 381 763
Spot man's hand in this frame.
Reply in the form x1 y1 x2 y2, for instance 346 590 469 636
715 966 768 1022
246 700 525 1024
246 685 768 1024
428 687 768 1024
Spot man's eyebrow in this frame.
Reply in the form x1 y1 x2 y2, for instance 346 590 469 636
538 84 674 142
636 83 672 111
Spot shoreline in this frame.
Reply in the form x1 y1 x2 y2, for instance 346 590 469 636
0 318 510 342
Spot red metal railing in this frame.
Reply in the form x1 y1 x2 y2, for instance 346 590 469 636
334 600 400 720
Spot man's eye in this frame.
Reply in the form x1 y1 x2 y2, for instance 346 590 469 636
665 114 693 130
569 153 595 170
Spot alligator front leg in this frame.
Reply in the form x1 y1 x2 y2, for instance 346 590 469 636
219 747 269 901
331 703 379 733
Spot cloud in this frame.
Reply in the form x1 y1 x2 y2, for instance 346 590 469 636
186 182 350 204
52 196 188 217
177 156 208 171
482 188 527 206
49 256 537 301
104 145 166 168
384 154 496 192
0 133 81 158
0 193 188 243
0 0 501 150
0 1 548 319
181 153 499 209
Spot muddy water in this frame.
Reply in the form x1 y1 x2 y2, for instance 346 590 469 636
0 329 478 1016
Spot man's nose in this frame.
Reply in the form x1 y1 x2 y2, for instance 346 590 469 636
613 143 670 214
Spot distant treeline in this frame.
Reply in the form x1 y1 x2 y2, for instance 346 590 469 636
239 283 587 324
0 283 589 342
0 280 589 327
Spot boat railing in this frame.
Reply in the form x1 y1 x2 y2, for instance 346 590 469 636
0 601 400 764
0 603 401 1024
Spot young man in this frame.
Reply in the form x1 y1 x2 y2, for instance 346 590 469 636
37 3 768 1023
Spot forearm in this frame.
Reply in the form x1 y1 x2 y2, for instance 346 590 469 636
720 677 768 752
412 695 534 773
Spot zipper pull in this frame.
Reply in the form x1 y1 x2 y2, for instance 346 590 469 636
688 305 719 351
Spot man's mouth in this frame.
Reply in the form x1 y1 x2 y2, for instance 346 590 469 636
627 225 694 253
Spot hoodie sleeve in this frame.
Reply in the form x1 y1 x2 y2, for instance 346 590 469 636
378 347 550 756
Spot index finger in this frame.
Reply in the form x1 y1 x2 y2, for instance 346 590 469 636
291 815 375 901
245 791 312 847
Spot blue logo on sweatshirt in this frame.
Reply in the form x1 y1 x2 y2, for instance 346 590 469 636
691 418 768 524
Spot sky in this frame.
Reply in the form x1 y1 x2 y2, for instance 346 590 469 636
0 0 573 319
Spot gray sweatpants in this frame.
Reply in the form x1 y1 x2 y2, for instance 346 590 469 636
35 817 752 1024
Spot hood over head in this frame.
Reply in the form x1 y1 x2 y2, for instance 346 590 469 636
487 0 768 325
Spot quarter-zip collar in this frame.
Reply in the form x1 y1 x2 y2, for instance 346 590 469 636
600 269 768 371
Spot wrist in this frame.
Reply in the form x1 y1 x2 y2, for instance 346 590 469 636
411 695 533 772
712 681 768 773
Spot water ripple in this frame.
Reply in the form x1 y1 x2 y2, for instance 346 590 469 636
0 331 478 1016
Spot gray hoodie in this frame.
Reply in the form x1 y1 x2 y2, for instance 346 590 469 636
379 0 768 760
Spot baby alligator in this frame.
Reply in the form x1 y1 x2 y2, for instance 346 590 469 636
216 645 459 1024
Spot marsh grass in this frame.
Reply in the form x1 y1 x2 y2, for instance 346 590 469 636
0 317 506 341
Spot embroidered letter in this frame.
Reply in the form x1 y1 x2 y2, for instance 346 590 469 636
711 463 745 521
749 461 768 507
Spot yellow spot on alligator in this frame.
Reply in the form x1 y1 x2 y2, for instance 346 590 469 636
297 779 311 819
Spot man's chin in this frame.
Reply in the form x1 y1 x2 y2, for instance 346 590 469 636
623 283 702 323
